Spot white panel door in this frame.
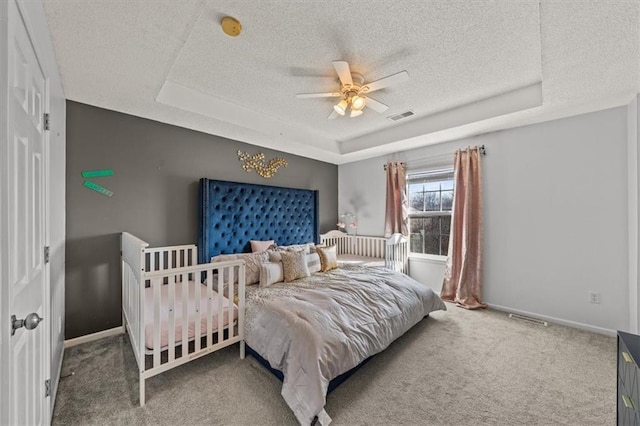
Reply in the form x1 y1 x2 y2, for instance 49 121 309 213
5 0 49 424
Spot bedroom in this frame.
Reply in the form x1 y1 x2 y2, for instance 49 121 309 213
0 0 637 425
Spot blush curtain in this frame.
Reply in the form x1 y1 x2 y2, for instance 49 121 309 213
441 147 487 309
384 162 408 238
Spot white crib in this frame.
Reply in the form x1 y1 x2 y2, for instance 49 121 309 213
121 232 246 406
320 230 409 274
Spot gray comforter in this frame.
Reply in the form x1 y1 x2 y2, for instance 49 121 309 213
245 264 446 425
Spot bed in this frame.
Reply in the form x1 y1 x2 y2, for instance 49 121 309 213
121 233 246 406
198 178 445 425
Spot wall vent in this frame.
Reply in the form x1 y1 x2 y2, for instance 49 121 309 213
508 313 548 326
387 110 415 122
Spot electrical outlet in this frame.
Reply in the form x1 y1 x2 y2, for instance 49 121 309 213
588 291 601 304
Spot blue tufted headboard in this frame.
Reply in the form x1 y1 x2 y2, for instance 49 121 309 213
198 178 320 263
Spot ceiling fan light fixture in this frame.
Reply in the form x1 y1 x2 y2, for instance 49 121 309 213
350 109 363 118
334 99 348 115
351 95 366 111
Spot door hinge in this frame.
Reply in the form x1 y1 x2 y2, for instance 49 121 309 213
45 379 51 397
44 246 50 264
44 113 50 131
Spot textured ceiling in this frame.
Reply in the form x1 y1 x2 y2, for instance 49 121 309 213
43 0 639 164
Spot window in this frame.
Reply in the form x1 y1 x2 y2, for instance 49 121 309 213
408 169 454 256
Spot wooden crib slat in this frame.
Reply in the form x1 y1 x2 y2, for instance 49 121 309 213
206 269 213 348
238 263 245 355
152 277 161 368
228 267 235 339
217 269 224 343
168 275 176 363
194 273 201 352
181 272 189 356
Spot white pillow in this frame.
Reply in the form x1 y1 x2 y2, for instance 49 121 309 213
306 252 321 274
250 240 275 253
277 242 314 255
259 262 284 287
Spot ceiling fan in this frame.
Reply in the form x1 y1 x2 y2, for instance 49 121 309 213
296 60 409 119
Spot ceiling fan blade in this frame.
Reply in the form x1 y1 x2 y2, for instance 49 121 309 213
362 70 409 93
364 96 389 113
333 61 353 87
327 110 339 120
296 92 342 99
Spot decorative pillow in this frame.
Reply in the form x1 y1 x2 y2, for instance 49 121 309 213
278 242 314 255
309 244 326 254
281 251 310 282
211 251 268 285
316 245 338 272
267 249 282 263
259 262 284 287
250 240 275 253
306 252 321 274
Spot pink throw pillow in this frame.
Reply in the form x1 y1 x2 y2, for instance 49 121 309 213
250 240 275 253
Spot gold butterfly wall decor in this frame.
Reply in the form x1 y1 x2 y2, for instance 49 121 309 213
237 151 288 179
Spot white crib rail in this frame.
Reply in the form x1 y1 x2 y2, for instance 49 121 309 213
354 235 386 258
385 233 409 274
320 230 409 274
121 233 245 406
121 232 148 370
320 230 351 254
145 244 197 272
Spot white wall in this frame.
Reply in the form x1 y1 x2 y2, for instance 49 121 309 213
340 106 630 333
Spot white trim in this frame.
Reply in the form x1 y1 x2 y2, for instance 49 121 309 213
49 346 64 415
489 303 616 337
0 2 9 423
409 254 447 264
64 326 124 349
630 96 639 334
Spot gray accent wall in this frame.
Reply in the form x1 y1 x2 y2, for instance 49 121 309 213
66 101 338 339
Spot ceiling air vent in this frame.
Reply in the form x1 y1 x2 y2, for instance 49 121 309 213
387 110 415 122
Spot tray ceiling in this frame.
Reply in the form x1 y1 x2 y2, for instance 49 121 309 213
44 0 639 164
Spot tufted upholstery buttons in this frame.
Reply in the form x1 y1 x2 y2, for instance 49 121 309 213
199 179 318 260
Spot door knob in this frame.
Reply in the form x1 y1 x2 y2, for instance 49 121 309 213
11 313 43 336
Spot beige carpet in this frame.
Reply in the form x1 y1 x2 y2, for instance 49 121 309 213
52 303 615 425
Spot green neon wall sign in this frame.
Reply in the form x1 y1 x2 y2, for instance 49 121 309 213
81 169 114 178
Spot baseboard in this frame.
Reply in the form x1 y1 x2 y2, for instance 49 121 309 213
64 326 124 348
489 304 616 337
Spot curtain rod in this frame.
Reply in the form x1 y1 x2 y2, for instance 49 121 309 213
383 145 486 170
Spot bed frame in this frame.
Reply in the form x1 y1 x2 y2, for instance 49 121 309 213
196 179 411 409
121 232 246 406
320 230 409 274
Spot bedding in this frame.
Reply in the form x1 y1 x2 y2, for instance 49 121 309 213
211 251 269 285
337 254 386 267
143 280 237 351
245 264 446 425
